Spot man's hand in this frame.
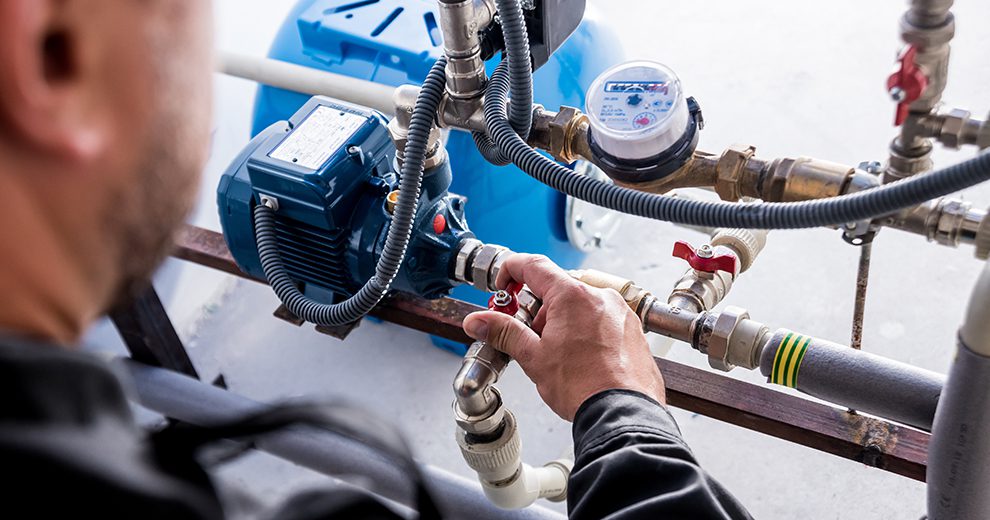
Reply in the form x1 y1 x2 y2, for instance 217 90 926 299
462 254 666 421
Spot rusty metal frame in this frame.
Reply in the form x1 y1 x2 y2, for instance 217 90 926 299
110 286 200 379
174 225 929 482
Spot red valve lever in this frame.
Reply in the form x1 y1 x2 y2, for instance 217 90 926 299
488 281 523 316
887 45 928 127
672 241 738 275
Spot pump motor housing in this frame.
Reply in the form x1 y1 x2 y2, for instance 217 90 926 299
218 96 473 303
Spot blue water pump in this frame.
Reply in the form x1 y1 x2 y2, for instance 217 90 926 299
251 0 623 297
236 0 623 352
218 96 472 303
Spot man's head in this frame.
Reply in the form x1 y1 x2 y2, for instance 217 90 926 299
0 1 214 343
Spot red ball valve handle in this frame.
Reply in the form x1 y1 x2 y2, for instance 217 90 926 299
488 281 524 316
887 45 928 127
672 240 738 275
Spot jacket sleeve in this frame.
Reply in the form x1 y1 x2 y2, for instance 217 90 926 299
568 389 753 520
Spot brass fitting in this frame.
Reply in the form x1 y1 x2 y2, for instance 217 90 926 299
529 106 593 164
615 151 720 195
716 151 879 202
438 0 496 100
761 157 860 202
669 266 734 313
714 144 760 201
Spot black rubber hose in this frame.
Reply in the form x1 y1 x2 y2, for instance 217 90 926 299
482 63 990 229
252 57 449 326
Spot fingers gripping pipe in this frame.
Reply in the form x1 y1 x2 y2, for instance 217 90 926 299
452 277 572 509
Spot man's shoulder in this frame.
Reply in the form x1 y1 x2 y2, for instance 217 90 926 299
0 335 224 518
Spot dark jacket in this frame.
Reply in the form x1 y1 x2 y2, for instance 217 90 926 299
0 338 750 519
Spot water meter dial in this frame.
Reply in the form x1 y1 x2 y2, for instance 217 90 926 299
585 61 703 184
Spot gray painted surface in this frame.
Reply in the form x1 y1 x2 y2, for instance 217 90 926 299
82 1 990 518
927 343 990 520
759 331 945 431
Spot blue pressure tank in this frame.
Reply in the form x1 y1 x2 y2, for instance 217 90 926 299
252 0 622 352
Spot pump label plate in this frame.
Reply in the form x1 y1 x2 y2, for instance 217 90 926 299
269 105 366 170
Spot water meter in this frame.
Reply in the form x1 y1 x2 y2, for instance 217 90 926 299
585 61 702 183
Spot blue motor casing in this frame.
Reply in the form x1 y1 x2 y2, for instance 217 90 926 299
218 96 472 303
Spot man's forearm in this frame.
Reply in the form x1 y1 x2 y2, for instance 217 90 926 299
569 389 753 520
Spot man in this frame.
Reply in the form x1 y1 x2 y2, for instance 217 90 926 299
0 0 750 518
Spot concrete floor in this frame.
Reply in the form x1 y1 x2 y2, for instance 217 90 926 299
85 0 990 518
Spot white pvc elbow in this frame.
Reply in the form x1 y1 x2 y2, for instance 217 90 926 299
456 409 572 509
481 462 571 510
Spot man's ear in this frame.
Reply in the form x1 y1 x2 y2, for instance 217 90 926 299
0 0 108 162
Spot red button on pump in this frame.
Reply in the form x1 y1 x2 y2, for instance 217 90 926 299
432 214 447 234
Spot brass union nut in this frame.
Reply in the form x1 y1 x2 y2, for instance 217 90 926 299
549 106 586 164
715 144 756 201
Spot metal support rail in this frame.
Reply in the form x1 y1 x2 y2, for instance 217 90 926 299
173 225 930 482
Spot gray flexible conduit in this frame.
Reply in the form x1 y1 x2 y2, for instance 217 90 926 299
471 0 534 167
494 0 533 140
480 0 990 229
251 57 449 326
473 131 511 166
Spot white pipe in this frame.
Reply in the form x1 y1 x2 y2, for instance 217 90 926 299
482 462 571 510
456 408 571 510
217 51 396 115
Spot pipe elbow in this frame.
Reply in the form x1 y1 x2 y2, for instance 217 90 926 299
453 360 500 417
453 370 485 400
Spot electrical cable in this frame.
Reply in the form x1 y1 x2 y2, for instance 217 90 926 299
471 0 534 167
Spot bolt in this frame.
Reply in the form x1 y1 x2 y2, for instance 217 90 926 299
347 145 360 155
697 244 714 259
492 290 513 308
259 195 280 211
858 161 883 175
889 86 907 102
